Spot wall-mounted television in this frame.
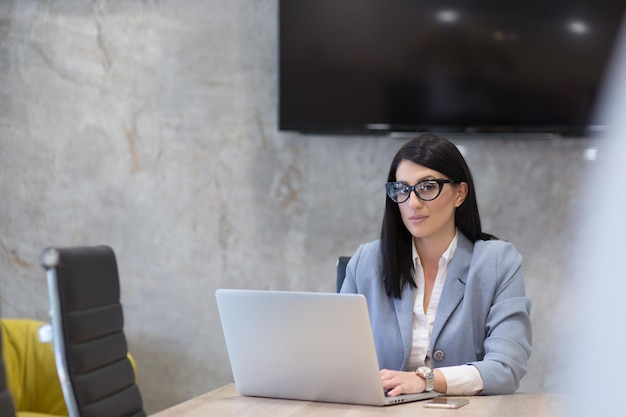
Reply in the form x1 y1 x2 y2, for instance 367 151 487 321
279 0 626 137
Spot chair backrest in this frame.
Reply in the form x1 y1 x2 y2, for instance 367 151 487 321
336 256 351 293
39 245 146 417
0 322 16 417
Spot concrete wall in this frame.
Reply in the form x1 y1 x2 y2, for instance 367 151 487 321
0 1 589 413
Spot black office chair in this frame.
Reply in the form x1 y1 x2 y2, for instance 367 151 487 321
39 245 146 417
336 256 351 293
0 321 17 417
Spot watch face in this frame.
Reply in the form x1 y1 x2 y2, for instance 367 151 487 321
418 366 432 376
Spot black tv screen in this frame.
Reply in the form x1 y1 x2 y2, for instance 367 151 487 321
279 0 626 136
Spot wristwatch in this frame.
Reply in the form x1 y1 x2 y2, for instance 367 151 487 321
416 366 434 392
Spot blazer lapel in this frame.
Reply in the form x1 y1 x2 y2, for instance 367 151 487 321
393 283 416 369
431 234 473 348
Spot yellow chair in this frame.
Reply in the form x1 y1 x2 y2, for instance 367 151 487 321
0 318 67 417
1 318 140 417
0 318 17 417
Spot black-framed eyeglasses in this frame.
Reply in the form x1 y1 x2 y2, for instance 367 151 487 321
385 179 461 203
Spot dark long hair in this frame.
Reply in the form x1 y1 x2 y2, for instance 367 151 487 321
380 133 495 298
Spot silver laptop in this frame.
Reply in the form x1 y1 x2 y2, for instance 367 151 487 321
215 289 440 406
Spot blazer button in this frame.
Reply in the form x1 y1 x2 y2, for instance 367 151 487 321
433 350 445 361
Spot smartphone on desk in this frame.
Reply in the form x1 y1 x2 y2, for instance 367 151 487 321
423 398 469 409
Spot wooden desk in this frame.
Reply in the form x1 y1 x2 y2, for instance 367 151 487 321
152 384 564 417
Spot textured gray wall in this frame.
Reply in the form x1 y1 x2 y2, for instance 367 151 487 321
0 1 589 413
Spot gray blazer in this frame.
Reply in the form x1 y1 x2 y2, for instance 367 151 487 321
340 233 532 395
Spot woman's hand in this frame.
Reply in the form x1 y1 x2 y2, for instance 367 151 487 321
380 369 425 397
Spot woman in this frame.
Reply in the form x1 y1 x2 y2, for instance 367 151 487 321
341 133 531 396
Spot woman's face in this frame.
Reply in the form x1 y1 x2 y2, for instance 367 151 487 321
394 160 467 242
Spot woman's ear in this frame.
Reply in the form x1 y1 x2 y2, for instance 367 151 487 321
455 182 468 207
